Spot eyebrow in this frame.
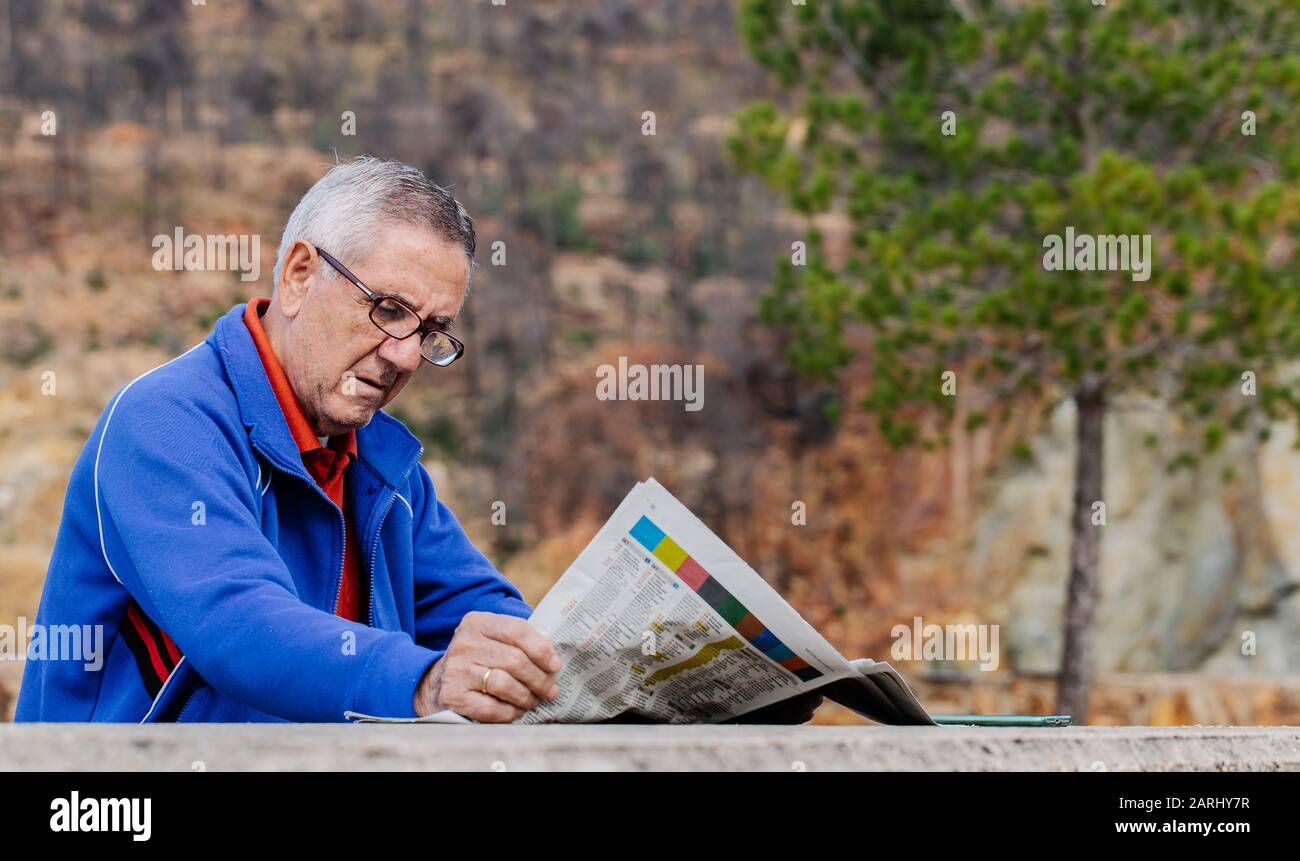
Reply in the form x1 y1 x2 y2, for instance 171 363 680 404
379 290 456 331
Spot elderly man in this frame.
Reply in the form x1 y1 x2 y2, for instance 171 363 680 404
18 157 820 725
18 157 562 723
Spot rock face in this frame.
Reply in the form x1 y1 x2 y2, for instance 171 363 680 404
976 397 1300 677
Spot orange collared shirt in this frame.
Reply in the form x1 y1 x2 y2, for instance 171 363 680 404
244 298 367 623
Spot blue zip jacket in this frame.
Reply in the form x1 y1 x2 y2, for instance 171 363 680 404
16 303 532 722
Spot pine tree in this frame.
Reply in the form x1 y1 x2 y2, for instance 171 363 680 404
730 0 1300 720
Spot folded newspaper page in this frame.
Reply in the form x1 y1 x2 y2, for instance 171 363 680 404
348 478 934 725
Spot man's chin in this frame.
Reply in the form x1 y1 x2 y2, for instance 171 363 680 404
320 403 378 434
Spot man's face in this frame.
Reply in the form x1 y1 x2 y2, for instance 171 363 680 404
276 222 468 436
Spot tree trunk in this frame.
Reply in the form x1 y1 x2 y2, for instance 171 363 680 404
1057 384 1105 722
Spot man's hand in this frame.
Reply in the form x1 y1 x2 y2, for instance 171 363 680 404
413 611 562 722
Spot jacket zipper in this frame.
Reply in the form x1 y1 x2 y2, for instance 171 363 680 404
331 503 347 621
177 687 198 721
367 446 424 627
252 440 424 629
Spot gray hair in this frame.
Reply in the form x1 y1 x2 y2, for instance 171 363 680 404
272 156 477 292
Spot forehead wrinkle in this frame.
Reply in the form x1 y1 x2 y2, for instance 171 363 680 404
364 242 467 325
378 287 459 329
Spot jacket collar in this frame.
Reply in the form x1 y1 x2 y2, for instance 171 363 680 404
209 303 423 489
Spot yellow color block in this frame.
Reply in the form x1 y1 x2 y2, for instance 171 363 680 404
652 537 688 570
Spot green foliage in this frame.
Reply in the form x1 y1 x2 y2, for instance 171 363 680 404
619 232 664 265
563 328 600 351
421 415 463 459
691 235 728 278
731 0 1300 453
1 322 52 365
519 178 590 251
388 407 463 459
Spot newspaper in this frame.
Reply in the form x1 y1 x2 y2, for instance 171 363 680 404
348 478 934 726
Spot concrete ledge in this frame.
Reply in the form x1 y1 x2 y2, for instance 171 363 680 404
2 724 1299 771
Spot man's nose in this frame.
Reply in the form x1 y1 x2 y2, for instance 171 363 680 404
378 333 424 374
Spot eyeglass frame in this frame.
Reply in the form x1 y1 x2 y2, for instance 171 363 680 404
314 246 465 367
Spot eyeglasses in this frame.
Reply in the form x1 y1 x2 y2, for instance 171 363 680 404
315 247 465 367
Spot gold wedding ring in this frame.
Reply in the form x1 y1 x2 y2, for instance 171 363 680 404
481 667 494 695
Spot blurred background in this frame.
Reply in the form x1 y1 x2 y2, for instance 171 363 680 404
2 0 1299 725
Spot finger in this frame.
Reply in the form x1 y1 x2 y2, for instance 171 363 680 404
468 637 561 702
477 614 562 674
479 664 543 711
455 690 525 724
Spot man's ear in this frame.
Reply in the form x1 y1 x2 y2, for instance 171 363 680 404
277 240 317 318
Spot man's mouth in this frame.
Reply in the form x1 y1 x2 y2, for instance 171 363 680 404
351 374 389 397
